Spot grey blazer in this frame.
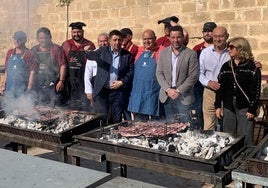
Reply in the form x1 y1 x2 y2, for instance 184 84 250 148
156 45 199 105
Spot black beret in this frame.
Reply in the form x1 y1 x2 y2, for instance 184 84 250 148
69 22 86 30
158 16 179 25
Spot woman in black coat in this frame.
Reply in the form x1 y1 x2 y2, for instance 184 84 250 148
215 37 261 145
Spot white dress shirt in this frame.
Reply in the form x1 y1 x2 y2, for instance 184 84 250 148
84 59 97 94
199 45 230 87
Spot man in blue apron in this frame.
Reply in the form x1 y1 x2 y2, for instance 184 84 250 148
128 29 163 121
3 31 37 100
62 22 96 111
3 31 37 149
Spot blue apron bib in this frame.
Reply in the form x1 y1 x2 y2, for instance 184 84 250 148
128 51 160 116
6 53 28 98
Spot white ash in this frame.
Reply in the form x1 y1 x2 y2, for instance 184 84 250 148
0 113 95 134
101 129 234 159
259 146 268 161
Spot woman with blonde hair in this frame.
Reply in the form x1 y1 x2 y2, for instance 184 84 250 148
215 37 261 145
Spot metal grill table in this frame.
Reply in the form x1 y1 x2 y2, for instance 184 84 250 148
97 176 166 188
0 131 71 162
232 163 268 188
68 126 246 188
67 143 233 188
0 111 104 162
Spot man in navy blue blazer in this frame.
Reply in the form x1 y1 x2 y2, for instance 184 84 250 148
86 30 134 123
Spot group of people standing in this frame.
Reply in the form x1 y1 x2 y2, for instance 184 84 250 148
2 16 262 146
2 27 67 108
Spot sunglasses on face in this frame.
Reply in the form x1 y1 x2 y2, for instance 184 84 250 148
227 44 237 50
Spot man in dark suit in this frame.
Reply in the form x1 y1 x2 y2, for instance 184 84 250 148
156 25 199 123
86 30 134 123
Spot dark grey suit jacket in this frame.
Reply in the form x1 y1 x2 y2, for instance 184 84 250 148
86 46 134 98
156 45 199 105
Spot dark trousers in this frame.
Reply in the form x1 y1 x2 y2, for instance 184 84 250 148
223 108 254 146
94 88 124 124
193 81 204 129
164 98 191 123
134 113 149 121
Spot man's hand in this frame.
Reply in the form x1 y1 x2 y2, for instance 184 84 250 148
216 108 223 119
254 60 262 69
246 112 254 120
208 80 220 91
86 93 94 106
0 85 5 95
110 80 123 90
167 88 180 100
84 45 92 52
56 80 64 92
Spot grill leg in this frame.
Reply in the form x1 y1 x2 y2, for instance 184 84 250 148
120 164 127 177
11 143 19 152
106 161 112 173
255 124 263 144
71 156 81 166
21 145 27 154
58 148 68 163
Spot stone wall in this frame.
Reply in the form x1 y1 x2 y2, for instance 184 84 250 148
0 0 267 72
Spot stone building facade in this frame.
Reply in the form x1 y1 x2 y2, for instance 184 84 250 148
0 0 267 72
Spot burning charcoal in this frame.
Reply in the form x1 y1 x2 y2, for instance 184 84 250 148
218 137 226 148
158 144 166 151
148 138 158 148
262 147 268 156
150 143 159 150
107 137 118 144
180 142 188 151
223 136 234 145
27 122 36 129
148 140 155 148
173 137 181 145
167 143 176 152
118 137 129 144
201 147 210 158
176 143 182 153
191 145 201 154
214 145 221 154
96 127 235 159
179 149 189 156
110 127 119 139
85 115 94 121
259 154 268 161
141 140 149 148
205 147 215 159
129 138 142 146
157 140 166 151
100 133 109 140
194 152 202 158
